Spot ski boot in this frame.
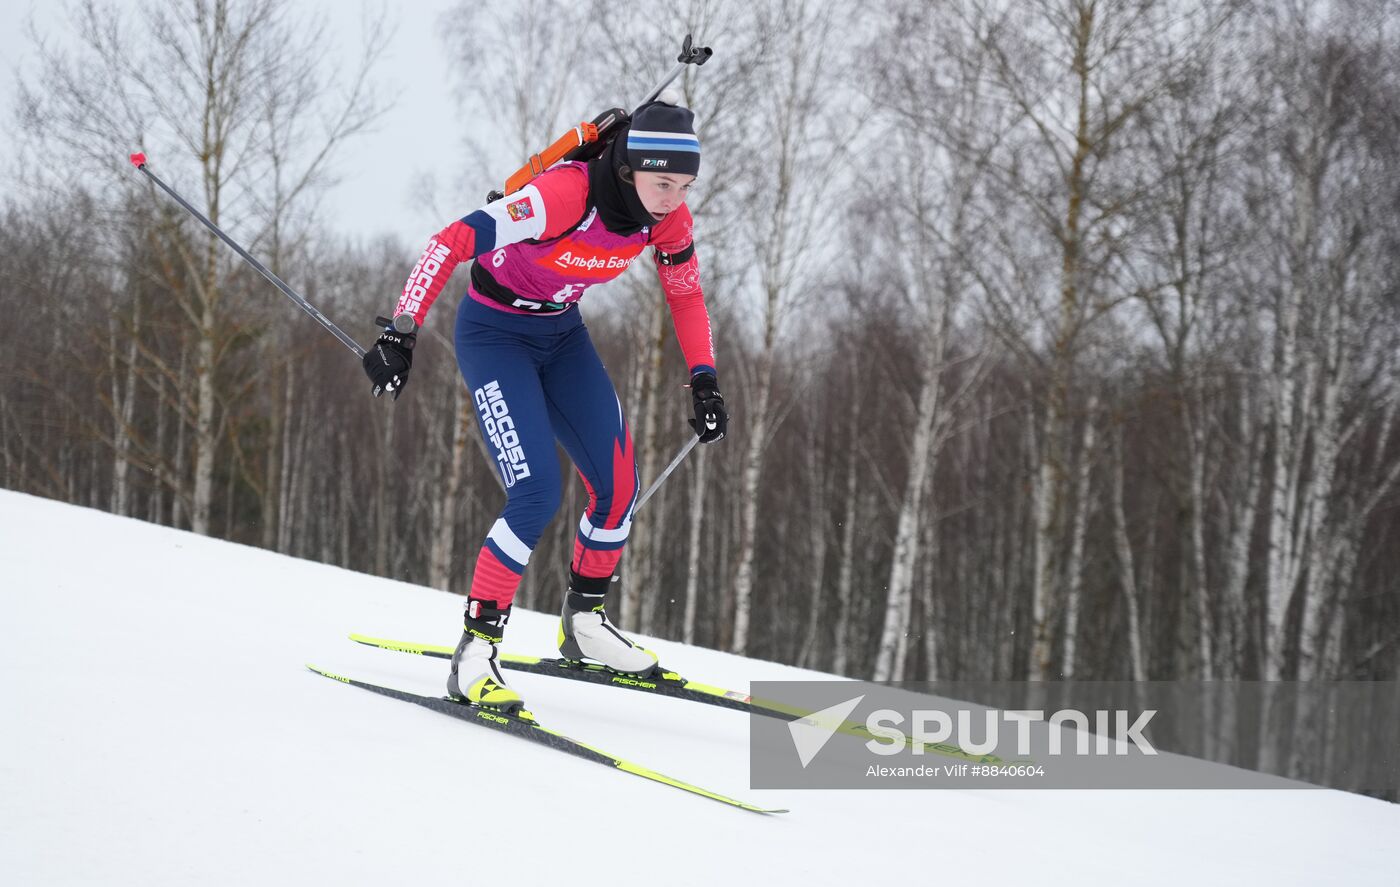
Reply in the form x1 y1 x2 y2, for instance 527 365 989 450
557 571 660 676
447 597 525 713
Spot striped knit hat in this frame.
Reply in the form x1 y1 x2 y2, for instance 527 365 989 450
626 101 700 177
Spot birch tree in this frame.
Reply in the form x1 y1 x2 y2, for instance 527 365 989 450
969 0 1229 679
1130 19 1251 678
727 0 844 655
1251 2 1400 681
20 0 384 536
863 2 996 681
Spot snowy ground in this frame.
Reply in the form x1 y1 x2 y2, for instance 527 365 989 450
2 488 1396 885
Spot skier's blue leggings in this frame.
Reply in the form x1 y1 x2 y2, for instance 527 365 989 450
454 292 638 605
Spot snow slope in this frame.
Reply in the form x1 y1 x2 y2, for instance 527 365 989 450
1 488 1396 885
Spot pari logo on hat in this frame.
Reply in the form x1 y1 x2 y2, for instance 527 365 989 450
626 101 700 177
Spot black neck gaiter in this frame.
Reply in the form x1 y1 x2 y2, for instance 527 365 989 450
587 129 656 235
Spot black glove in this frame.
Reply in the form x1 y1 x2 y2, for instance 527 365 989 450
363 326 416 399
688 372 727 443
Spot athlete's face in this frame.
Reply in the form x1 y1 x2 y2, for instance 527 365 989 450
632 171 695 220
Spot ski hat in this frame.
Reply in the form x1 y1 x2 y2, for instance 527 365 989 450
626 99 700 177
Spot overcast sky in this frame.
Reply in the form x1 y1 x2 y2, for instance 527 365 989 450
0 0 474 242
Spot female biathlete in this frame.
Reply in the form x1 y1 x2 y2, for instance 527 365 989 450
362 100 726 712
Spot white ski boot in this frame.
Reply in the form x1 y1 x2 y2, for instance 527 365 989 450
447 597 524 713
557 571 659 676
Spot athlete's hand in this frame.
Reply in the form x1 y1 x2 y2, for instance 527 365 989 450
363 326 416 399
688 372 727 443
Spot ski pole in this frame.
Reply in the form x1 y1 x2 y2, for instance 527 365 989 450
634 433 702 513
127 152 368 358
634 33 712 112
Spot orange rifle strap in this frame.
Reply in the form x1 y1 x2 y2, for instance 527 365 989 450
502 122 601 195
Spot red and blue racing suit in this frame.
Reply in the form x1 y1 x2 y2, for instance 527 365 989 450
393 161 715 606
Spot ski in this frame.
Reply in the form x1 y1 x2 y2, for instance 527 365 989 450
350 632 753 711
307 664 786 815
347 633 1008 765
